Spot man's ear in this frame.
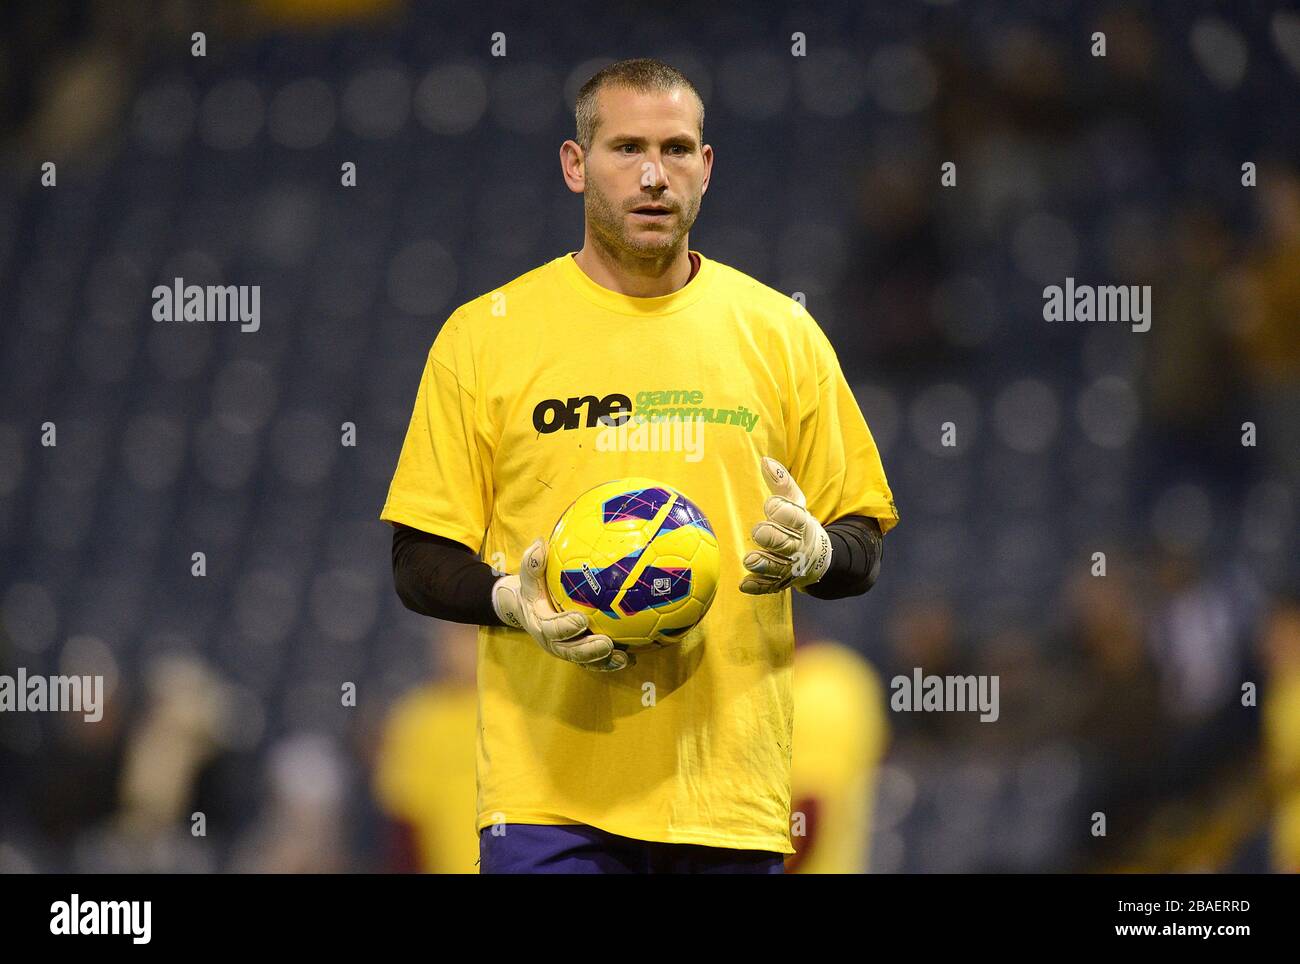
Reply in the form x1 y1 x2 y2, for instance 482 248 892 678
560 140 586 194
700 143 714 196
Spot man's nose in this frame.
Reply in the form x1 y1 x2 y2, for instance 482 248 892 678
640 158 669 190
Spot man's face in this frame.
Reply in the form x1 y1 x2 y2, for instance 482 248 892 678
580 86 711 257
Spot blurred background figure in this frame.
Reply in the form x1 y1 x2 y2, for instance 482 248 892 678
26 649 259 873
1060 565 1166 868
786 635 889 873
96 652 236 872
1260 595 1300 873
117 654 233 833
373 621 478 874
230 731 353 873
11 637 131 873
1225 163 1300 489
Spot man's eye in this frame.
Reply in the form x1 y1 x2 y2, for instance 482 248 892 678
618 144 637 154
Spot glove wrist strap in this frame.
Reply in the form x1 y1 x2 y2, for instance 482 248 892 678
491 575 522 628
794 530 833 591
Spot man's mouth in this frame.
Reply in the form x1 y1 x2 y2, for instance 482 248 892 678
630 205 673 217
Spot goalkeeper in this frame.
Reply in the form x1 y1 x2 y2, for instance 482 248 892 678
381 58 898 874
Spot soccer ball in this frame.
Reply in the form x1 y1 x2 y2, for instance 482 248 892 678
546 478 720 650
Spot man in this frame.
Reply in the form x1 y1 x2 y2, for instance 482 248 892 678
380 58 898 874
373 622 479 874
786 635 890 873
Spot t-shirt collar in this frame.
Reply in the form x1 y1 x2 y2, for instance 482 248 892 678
558 249 714 315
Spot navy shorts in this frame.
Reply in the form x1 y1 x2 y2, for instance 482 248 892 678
479 823 785 874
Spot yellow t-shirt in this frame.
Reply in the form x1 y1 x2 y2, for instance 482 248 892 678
379 250 899 853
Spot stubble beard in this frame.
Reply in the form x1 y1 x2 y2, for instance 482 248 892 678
584 179 702 266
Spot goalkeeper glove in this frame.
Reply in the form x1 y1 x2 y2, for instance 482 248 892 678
739 456 832 595
491 538 632 672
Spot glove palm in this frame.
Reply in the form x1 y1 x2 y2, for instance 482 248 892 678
492 538 631 672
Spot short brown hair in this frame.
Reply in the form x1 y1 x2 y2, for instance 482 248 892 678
575 58 704 153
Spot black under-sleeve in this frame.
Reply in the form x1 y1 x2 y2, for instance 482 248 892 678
801 515 884 600
390 523 505 626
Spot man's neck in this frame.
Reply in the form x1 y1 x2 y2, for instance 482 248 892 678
572 239 695 297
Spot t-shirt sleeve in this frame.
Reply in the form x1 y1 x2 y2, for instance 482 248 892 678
786 317 899 535
379 312 494 551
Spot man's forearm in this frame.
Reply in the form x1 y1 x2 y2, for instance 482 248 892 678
392 512 882 623
801 515 884 600
391 523 505 625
